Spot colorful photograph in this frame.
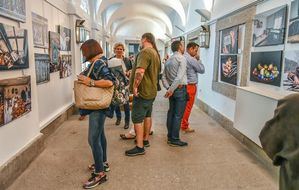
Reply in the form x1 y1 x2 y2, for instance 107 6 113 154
35 53 50 84
0 23 29 70
288 0 299 43
250 51 282 87
221 26 238 54
220 55 238 85
49 31 60 73
60 55 72 78
0 0 26 22
32 12 48 48
283 51 299 92
252 6 287 47
59 26 71 51
0 76 31 127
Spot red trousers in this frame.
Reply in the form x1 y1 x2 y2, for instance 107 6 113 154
181 84 197 130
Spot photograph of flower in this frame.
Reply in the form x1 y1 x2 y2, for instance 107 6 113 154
220 55 238 85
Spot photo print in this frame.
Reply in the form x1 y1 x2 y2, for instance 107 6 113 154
49 31 60 73
60 54 72 78
35 53 50 84
221 26 238 54
32 12 48 48
252 6 287 47
250 51 282 87
284 51 299 92
220 55 238 85
288 0 299 43
0 0 26 22
0 76 31 127
0 23 29 70
58 26 71 51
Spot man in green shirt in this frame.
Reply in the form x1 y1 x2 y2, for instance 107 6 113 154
125 33 161 156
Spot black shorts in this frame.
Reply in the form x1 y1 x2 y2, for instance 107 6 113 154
131 96 155 124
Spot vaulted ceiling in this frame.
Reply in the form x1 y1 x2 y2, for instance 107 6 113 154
95 0 211 40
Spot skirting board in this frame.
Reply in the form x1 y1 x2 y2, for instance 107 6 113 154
0 104 76 190
195 98 279 181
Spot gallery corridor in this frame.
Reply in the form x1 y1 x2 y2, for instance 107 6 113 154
7 92 277 190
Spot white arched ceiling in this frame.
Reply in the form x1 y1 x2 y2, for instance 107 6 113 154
99 0 186 26
106 3 173 35
104 3 123 25
114 18 166 40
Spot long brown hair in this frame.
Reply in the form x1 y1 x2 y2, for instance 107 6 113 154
141 33 161 63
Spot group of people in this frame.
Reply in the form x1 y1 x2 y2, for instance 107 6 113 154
77 33 205 189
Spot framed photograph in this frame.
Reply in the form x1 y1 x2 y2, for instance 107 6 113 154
288 0 299 43
283 51 299 91
0 76 31 127
49 31 60 73
252 6 287 47
32 12 48 48
250 51 283 86
220 55 238 85
221 26 238 54
35 53 50 84
60 55 72 78
58 26 71 51
0 23 29 70
0 0 26 22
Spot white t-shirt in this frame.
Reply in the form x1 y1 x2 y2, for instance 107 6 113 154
107 57 126 74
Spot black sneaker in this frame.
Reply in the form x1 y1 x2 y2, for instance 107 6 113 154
134 140 150 147
124 123 129 129
169 140 188 147
88 163 110 172
125 146 145 156
83 173 107 189
115 118 121 126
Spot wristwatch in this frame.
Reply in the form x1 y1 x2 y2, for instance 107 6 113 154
89 79 95 87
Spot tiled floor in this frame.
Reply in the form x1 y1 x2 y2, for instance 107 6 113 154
7 92 278 190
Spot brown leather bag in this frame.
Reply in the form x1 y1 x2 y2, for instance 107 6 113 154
74 60 114 110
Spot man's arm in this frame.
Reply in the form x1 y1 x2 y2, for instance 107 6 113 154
132 68 145 96
161 67 170 89
191 57 205 74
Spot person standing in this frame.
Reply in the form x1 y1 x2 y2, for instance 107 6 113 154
125 33 161 156
107 43 132 129
181 42 205 133
162 40 188 146
78 39 114 189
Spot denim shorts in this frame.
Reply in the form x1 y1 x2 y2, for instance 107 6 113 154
131 96 155 124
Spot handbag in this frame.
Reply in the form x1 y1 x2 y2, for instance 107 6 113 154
74 59 114 110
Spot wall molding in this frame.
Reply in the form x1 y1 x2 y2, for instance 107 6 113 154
0 105 76 190
196 98 279 181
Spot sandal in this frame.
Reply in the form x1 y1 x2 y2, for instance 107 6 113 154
120 134 136 140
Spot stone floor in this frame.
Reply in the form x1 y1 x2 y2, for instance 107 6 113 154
7 92 278 190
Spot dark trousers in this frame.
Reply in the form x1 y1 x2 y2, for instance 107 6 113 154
167 87 188 141
109 103 130 124
88 110 107 173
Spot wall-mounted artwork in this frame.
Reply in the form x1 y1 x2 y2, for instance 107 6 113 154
32 12 48 48
49 31 60 73
0 0 26 22
220 55 238 85
252 6 287 47
283 51 299 91
288 0 299 43
0 23 29 70
0 76 31 127
59 26 71 51
60 55 72 78
35 53 50 84
250 51 282 87
221 26 238 54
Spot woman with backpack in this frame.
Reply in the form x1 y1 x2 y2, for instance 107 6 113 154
77 39 114 189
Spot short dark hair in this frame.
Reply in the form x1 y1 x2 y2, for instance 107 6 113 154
187 42 199 50
81 39 103 62
171 40 182 52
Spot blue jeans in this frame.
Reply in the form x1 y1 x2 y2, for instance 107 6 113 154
88 110 107 173
108 103 130 124
167 87 188 141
